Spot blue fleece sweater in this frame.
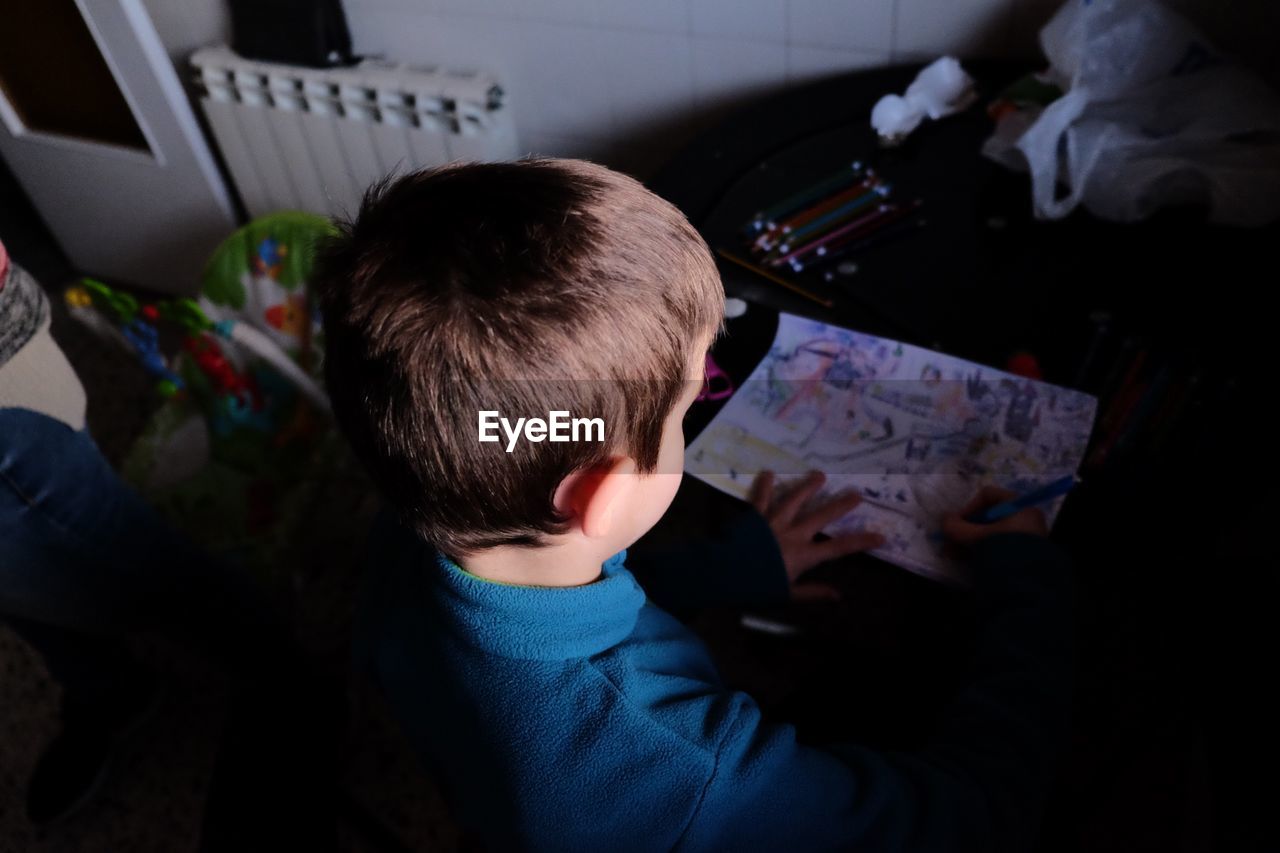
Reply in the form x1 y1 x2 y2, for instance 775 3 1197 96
356 511 1073 852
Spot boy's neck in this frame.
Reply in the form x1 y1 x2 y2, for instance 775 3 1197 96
458 539 612 588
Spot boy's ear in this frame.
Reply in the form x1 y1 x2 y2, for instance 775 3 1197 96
556 458 637 539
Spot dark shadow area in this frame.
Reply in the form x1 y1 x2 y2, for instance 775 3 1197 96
649 61 1279 853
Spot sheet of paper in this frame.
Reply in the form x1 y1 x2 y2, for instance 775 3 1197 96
685 313 1098 583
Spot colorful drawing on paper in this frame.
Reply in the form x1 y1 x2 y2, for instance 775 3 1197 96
685 314 1097 583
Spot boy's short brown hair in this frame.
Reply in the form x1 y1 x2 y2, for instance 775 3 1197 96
315 159 723 556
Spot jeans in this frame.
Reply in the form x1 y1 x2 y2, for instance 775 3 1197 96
0 407 274 707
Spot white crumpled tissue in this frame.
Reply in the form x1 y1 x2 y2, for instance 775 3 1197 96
871 57 976 144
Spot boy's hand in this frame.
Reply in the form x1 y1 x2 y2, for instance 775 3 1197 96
941 485 1048 545
749 471 885 603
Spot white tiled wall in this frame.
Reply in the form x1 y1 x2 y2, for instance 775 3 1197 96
144 0 1280 178
340 0 1056 175
142 0 230 63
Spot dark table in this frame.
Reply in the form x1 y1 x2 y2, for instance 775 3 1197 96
643 63 1279 853
654 62 1279 394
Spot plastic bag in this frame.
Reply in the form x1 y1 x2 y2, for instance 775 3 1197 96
982 0 1280 226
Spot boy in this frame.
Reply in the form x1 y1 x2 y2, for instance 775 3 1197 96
316 159 1072 851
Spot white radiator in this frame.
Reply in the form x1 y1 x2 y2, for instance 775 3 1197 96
191 46 518 219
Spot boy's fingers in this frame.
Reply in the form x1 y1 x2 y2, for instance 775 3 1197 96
795 492 863 537
748 471 775 513
959 485 1017 516
954 496 986 520
792 582 842 603
812 531 885 562
774 471 825 524
941 513 983 545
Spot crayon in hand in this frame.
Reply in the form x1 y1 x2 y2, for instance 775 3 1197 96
965 475 1079 524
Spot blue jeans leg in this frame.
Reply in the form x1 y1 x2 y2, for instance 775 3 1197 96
0 407 277 687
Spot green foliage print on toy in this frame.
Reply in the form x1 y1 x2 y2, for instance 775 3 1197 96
201 212 337 309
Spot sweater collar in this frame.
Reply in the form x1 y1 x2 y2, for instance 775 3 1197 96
429 549 646 661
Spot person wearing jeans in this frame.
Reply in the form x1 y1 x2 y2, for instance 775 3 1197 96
0 239 276 824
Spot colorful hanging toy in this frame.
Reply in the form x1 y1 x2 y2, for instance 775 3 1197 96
64 211 336 443
64 277 330 435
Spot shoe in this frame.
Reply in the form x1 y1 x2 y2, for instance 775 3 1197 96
25 678 163 825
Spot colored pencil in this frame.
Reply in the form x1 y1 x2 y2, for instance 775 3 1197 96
716 248 835 308
965 475 1079 524
774 180 879 235
812 200 922 257
1072 311 1112 391
1110 365 1174 462
1148 369 1203 457
754 162 866 225
771 186 890 250
803 215 926 269
771 204 896 267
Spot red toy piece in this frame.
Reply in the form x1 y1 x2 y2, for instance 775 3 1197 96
1006 351 1044 380
184 333 263 410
